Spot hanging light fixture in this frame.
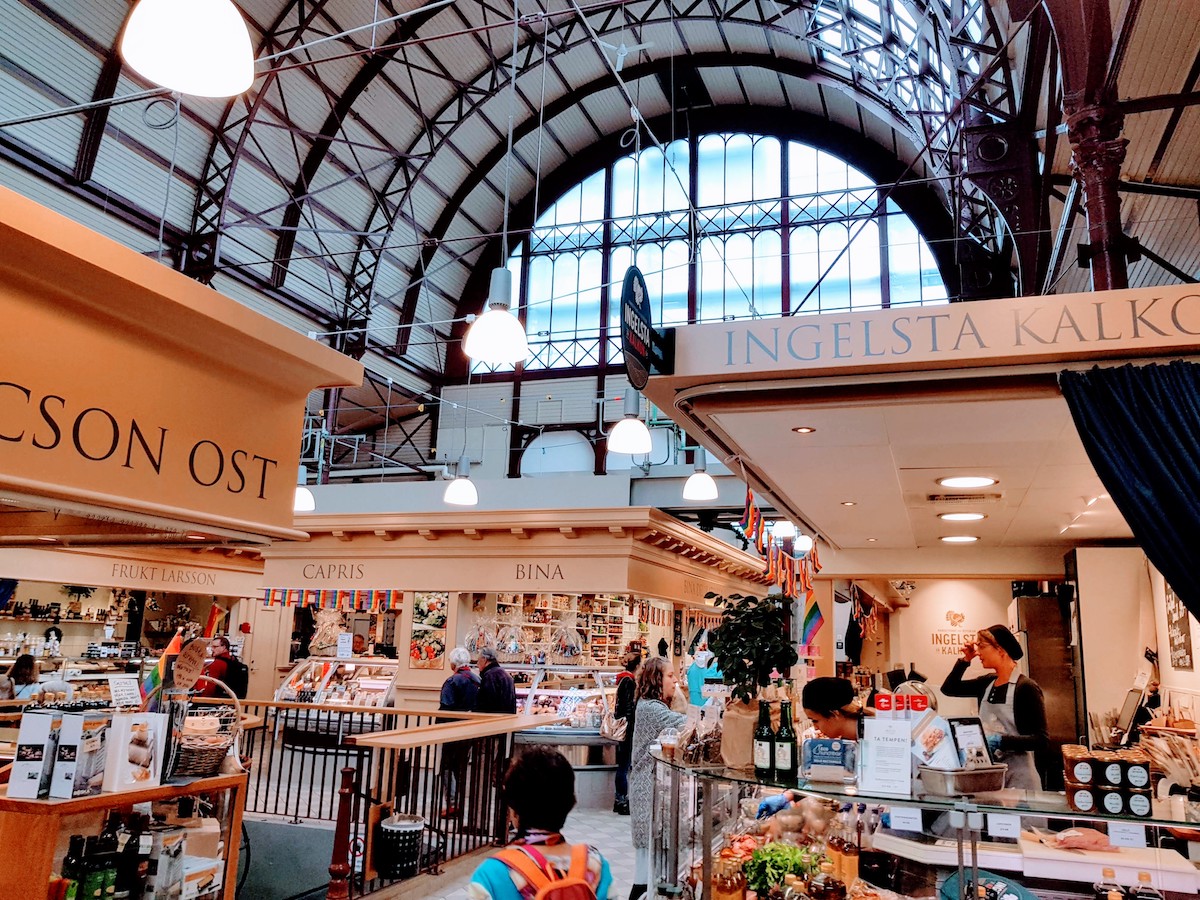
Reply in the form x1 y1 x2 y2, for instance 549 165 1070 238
463 268 528 364
463 2 529 365
293 487 316 512
443 455 479 506
608 387 652 455
682 449 719 501
794 534 814 554
121 0 255 98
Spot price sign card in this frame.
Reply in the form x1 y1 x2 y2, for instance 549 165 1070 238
986 813 1021 839
888 806 923 832
337 632 354 659
1108 822 1147 848
108 676 142 709
859 717 913 797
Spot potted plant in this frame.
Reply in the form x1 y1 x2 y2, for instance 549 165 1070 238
706 591 799 769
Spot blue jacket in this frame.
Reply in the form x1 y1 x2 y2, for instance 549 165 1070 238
440 667 480 711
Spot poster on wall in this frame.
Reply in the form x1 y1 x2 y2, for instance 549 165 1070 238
410 591 448 669
1165 583 1194 671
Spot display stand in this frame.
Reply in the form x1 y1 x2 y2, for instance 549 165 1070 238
0 772 248 900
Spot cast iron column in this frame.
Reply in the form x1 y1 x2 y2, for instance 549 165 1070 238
1066 101 1129 291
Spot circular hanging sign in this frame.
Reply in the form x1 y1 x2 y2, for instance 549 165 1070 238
620 266 654 389
172 639 209 691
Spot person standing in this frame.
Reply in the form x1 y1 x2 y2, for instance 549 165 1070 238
6 654 38 700
941 624 1048 790
628 656 686 900
440 647 481 817
477 647 517 714
199 637 234 698
612 652 640 815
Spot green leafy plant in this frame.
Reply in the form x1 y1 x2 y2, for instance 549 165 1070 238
706 592 799 703
61 585 96 601
742 842 819 892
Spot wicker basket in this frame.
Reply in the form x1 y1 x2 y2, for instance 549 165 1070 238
145 676 244 779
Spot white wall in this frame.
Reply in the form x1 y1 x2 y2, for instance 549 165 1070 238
1075 548 1156 742
888 579 1013 718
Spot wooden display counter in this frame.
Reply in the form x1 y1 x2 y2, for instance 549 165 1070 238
0 773 248 900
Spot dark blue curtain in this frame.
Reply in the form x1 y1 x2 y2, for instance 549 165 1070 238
1059 361 1200 619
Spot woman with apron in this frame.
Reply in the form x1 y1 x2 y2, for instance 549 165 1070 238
941 624 1047 790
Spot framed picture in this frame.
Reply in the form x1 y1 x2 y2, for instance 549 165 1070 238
947 716 993 767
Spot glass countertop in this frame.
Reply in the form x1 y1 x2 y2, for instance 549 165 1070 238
651 750 1200 831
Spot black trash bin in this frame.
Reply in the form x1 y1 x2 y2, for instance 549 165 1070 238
376 814 425 879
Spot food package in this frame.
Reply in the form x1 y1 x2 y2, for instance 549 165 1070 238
102 712 167 792
801 737 857 782
1039 827 1114 851
145 825 186 899
50 711 110 798
9 709 61 799
181 856 223 899
183 819 223 859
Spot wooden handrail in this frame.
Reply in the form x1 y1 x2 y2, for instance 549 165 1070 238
190 697 492 718
326 767 355 899
349 714 564 750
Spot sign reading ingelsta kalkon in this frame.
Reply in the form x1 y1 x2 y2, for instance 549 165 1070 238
620 266 674 388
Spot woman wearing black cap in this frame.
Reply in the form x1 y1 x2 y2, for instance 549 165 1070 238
941 624 1048 790
802 677 864 741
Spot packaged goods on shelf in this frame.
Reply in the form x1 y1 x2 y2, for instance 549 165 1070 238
49 711 110 798
9 709 61 798
102 712 167 792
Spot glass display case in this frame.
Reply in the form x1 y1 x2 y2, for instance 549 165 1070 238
511 664 621 734
274 656 401 707
648 751 1200 900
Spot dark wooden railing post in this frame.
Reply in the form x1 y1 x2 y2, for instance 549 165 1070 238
327 766 356 899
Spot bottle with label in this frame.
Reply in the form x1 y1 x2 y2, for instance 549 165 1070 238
775 700 798 784
841 806 859 888
754 700 775 781
1093 867 1124 899
61 834 85 900
1127 872 1162 900
825 811 845 885
807 860 846 900
78 837 108 900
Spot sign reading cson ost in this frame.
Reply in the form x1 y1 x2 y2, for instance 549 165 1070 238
673 283 1200 378
619 266 675 388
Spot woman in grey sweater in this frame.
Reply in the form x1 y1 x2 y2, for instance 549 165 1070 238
627 656 686 900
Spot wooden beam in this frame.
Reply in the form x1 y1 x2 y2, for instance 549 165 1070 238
418 529 438 541
511 527 530 539
464 528 483 540
559 526 578 539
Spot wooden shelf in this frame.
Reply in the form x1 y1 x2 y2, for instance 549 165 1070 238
0 772 247 814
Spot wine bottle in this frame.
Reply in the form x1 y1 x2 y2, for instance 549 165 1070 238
775 699 798 784
754 699 775 781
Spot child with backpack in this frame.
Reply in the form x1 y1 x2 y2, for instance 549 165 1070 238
466 746 617 900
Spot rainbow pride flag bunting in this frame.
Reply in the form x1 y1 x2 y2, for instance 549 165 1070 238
801 589 825 646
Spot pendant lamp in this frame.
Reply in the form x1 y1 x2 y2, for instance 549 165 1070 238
293 487 316 512
608 387 652 455
463 268 528 365
682 449 719 501
794 534 814 554
121 0 255 98
443 455 479 506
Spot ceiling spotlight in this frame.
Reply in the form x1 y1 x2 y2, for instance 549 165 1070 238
940 535 979 543
937 476 998 489
464 268 529 364
293 486 316 513
121 0 255 97
682 449 719 501
938 512 986 522
841 501 857 507
36 536 58 543
185 533 208 540
792 426 816 434
866 537 878 543
608 387 652 454
443 455 479 506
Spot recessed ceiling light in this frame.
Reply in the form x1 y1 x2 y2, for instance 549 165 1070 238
36 536 58 542
792 426 817 434
938 512 986 522
937 476 997 489
185 533 207 540
841 501 857 507
940 535 979 543
866 537 877 543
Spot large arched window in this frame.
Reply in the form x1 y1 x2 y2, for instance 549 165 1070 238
485 132 947 374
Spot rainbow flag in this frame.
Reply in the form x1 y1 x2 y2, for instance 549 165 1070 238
801 589 824 646
203 603 227 638
141 628 183 700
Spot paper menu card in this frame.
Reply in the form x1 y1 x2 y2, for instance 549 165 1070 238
910 712 960 770
9 710 61 799
858 717 913 797
102 712 167 792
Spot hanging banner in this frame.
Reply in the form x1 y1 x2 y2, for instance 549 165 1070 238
620 266 674 389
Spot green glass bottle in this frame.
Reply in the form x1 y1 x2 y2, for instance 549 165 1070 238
754 699 775 780
774 699 798 784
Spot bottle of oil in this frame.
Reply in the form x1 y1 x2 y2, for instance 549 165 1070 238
1093 867 1124 899
807 860 846 900
1127 872 1162 900
754 700 775 781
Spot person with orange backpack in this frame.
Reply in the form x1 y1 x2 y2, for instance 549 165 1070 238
466 746 617 900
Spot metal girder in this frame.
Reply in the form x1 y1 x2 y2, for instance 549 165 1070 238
73 50 122 184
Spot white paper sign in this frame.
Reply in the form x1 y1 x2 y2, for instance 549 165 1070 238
859 718 913 797
986 813 1021 839
889 806 923 832
337 632 354 659
1108 822 1147 848
108 676 142 709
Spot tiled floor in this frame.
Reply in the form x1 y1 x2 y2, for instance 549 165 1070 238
422 807 637 900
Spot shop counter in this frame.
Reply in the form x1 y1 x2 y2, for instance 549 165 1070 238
275 655 401 707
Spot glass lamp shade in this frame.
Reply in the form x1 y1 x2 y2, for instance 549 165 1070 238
794 534 814 554
121 0 255 97
293 486 316 512
608 417 652 455
443 455 478 506
464 268 528 364
682 470 719 501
